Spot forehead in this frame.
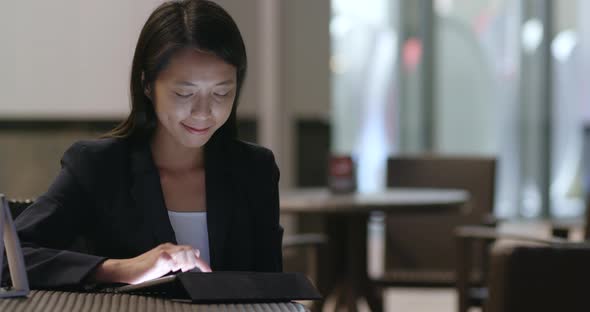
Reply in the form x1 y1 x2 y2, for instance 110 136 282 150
158 48 236 82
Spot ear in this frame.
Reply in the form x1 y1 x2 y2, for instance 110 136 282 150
144 86 152 100
141 71 152 99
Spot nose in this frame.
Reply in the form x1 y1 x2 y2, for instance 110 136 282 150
190 95 212 119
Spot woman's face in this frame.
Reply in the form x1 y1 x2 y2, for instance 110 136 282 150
151 48 237 149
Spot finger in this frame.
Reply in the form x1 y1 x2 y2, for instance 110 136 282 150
190 250 203 272
167 244 193 254
164 245 208 272
180 250 196 272
186 250 200 270
181 246 200 268
176 248 199 272
194 257 212 273
188 248 211 272
160 251 181 273
173 249 191 272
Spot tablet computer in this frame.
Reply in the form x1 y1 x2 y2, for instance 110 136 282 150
109 271 321 303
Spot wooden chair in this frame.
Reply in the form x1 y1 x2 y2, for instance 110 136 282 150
282 233 327 312
485 240 590 312
456 197 590 312
371 156 497 304
6 199 34 219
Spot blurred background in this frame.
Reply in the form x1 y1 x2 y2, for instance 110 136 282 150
1 0 590 311
2 0 589 220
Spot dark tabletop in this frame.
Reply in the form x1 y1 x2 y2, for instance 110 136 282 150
280 187 470 214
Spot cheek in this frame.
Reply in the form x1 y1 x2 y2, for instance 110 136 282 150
155 96 190 120
153 90 170 115
214 101 234 123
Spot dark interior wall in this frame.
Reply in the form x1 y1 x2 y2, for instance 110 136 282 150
0 121 118 199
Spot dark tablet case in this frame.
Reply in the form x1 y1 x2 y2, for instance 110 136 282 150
116 271 322 303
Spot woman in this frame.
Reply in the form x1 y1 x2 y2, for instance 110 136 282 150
6 0 283 288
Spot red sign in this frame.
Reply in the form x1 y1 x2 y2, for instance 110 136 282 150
328 155 356 194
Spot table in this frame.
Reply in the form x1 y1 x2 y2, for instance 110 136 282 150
280 188 469 312
0 290 308 312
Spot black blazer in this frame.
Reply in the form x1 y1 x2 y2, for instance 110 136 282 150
6 137 283 288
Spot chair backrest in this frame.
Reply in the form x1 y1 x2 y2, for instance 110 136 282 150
385 156 496 270
7 199 34 219
487 242 590 312
585 197 590 240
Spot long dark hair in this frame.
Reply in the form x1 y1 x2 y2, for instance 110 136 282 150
105 0 247 145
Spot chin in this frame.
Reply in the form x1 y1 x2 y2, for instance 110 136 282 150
179 139 209 149
177 135 212 149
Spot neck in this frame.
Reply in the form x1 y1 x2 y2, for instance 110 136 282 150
151 126 204 171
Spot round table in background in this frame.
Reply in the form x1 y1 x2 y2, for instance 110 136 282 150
280 187 470 312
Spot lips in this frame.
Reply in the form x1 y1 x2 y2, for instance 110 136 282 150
181 123 211 134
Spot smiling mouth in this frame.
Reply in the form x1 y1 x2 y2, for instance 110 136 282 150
181 123 211 134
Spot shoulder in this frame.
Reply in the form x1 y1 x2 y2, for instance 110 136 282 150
229 140 279 181
63 137 128 160
231 140 276 164
66 137 127 155
61 137 129 173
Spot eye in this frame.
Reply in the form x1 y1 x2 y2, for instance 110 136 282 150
214 92 229 97
175 92 193 98
213 88 233 97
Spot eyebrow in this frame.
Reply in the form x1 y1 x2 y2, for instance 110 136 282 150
174 79 235 87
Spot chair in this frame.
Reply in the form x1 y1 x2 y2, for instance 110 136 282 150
371 156 496 300
282 233 328 312
6 199 34 219
456 197 590 312
485 239 590 312
282 227 328 312
1 199 34 287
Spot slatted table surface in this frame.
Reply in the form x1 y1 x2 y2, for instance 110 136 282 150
0 290 308 312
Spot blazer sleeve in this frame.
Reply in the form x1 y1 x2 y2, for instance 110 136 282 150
252 149 284 272
4 142 106 289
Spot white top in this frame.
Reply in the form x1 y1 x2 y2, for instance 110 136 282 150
167 211 211 267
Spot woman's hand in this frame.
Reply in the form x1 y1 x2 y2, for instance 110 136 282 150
91 243 212 284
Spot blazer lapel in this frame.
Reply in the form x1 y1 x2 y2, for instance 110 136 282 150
205 141 240 270
129 142 177 246
127 139 241 270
